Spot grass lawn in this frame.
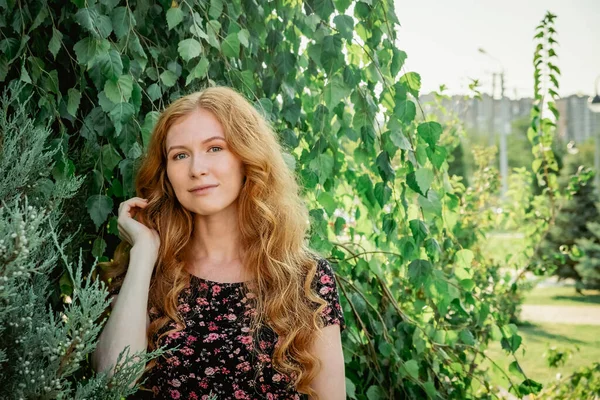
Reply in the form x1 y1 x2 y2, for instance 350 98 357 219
482 323 600 390
524 285 600 307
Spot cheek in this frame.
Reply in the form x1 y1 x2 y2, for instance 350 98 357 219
166 165 185 191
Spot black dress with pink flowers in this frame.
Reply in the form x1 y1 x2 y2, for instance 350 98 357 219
124 258 345 400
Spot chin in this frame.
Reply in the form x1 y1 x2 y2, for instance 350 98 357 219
184 201 236 216
185 204 223 215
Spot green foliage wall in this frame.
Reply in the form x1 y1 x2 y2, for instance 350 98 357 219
0 0 559 398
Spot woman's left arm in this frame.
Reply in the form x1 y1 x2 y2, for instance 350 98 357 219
309 324 346 400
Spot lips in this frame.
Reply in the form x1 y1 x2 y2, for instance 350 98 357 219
189 184 218 192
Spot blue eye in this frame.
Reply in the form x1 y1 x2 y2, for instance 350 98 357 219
173 153 186 160
209 146 223 153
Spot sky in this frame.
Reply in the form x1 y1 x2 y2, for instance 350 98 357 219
393 0 600 99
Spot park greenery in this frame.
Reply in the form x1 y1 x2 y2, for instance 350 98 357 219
0 0 599 399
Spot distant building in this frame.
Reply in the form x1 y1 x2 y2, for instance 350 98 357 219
419 93 533 137
556 94 600 144
418 93 600 144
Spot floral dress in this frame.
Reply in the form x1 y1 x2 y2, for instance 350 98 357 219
123 258 345 400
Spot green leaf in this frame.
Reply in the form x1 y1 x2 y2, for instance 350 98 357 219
48 28 63 59
127 142 142 160
142 111 160 149
98 49 123 80
238 29 250 47
403 359 420 379
275 52 296 77
209 0 223 19
119 159 136 197
109 177 123 198
111 6 136 40
20 64 31 84
178 38 202 62
407 171 422 195
333 15 354 41
73 37 110 69
419 188 442 217
374 181 392 208
42 70 59 94
413 168 434 195
221 33 240 57
206 20 221 48
380 342 394 358
317 192 336 216
365 385 385 400
307 0 335 21
395 99 416 124
376 151 394 182
282 152 296 171
75 8 113 39
391 48 407 77
30 6 49 31
86 195 113 229
109 102 135 136
324 74 351 110
345 378 356 399
309 153 334 185
92 237 107 258
67 88 81 117
459 329 475 346
390 129 412 150
101 145 122 173
160 70 178 87
255 98 273 118
454 267 471 281
490 324 503 340
59 272 73 296
459 279 476 291
417 122 442 147
408 259 432 286
501 333 523 353
185 57 209 85
334 0 352 12
166 7 184 30
426 145 447 169
100 215 117 237
409 219 429 244
190 18 209 39
104 75 133 103
98 91 115 113
424 238 442 262
518 379 543 396
399 71 421 97
455 249 474 269
131 83 142 113
147 83 162 101
382 213 396 236
509 361 525 378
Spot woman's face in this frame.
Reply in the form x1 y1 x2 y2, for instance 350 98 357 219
165 108 245 216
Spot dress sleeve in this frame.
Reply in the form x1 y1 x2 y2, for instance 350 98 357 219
313 258 346 332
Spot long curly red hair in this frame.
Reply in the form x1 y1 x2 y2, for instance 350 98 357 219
97 86 329 398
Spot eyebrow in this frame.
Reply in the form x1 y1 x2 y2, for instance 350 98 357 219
167 136 226 154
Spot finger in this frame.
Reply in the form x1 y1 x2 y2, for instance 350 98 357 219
119 199 148 219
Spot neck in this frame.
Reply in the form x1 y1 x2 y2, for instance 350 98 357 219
187 204 245 264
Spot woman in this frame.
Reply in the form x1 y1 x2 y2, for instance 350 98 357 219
92 86 346 400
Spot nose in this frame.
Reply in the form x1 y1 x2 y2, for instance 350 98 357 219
189 154 210 177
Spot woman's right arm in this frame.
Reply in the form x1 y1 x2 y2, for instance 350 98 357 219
91 244 156 382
